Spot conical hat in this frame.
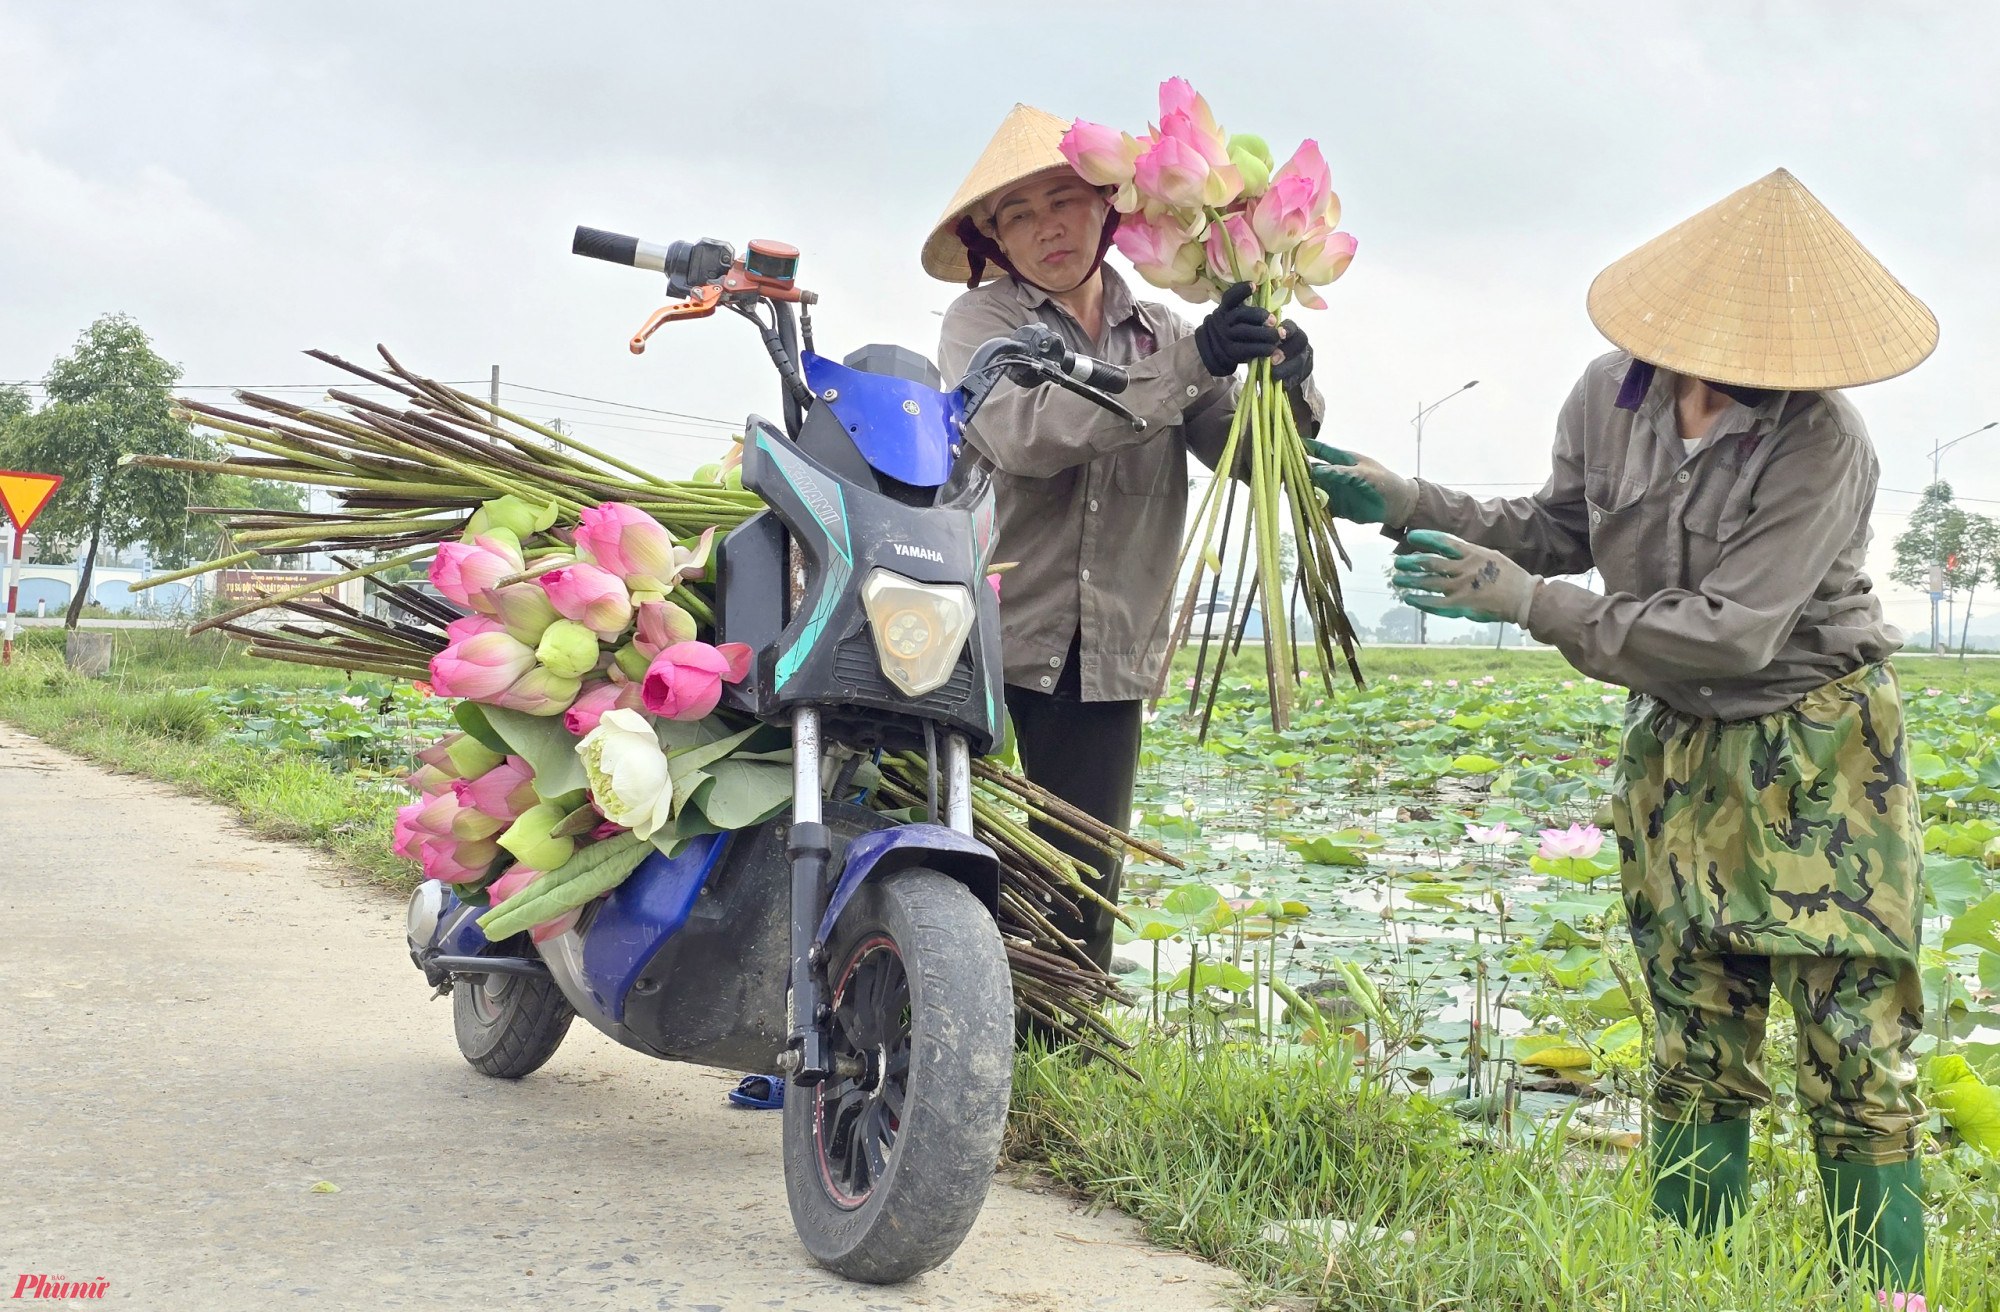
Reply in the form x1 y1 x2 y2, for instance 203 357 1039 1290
1586 168 1937 389
922 103 1074 285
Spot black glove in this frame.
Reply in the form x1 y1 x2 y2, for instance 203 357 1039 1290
1192 281 1280 377
1271 320 1312 386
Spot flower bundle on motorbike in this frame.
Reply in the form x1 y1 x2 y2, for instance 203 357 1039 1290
1061 78 1363 730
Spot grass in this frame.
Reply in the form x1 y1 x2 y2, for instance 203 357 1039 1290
1013 1039 1997 1310
4 628 1996 1308
0 628 412 888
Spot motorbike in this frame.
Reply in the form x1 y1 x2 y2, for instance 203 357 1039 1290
401 224 1141 1282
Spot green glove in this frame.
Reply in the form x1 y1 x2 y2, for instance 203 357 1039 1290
1391 529 1541 626
1304 441 1417 526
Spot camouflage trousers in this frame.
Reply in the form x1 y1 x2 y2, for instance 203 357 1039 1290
1611 663 1926 1165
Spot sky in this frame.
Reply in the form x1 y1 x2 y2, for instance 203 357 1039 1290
2 2 1995 639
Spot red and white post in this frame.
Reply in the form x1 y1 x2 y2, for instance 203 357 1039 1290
2 521 21 665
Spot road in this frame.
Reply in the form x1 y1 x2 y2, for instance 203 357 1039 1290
0 724 1232 1311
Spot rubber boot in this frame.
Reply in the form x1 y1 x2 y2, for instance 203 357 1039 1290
1650 1116 1750 1234
1817 1154 1926 1293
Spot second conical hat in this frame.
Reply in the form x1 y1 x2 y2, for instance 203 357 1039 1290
922 103 1074 285
1586 168 1937 389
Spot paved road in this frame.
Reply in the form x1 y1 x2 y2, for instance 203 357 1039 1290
0 725 1232 1311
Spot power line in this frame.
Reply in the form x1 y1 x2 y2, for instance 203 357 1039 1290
497 381 739 429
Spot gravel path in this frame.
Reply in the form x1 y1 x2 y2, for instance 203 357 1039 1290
0 724 1232 1310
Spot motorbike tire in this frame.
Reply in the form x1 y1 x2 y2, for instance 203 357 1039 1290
783 869 1013 1284
452 966 575 1079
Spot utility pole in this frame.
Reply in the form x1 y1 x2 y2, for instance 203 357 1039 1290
1411 380 1479 645
489 365 501 415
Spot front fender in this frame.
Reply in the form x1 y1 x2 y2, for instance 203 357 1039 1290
814 823 999 947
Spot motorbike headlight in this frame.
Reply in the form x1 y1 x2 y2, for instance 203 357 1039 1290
861 568 975 698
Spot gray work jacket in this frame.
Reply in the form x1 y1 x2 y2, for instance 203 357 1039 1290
1407 350 1901 719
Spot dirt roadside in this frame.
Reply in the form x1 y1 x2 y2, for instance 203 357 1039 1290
0 724 1233 1311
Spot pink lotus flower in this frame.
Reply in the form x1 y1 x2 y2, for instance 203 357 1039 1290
575 503 709 595
393 799 427 859
1133 134 1210 209
563 679 644 736
487 665 582 717
538 563 634 639
430 533 523 613
420 835 496 885
1464 822 1516 846
485 863 544 906
1060 119 1142 187
444 613 505 644
429 627 536 701
412 790 465 838
414 733 464 774
1115 213 1206 291
1250 172 1319 256
406 763 455 795
1271 139 1334 219
986 573 1003 603
1158 77 1224 148
632 598 699 659
456 754 538 821
1158 110 1240 206
1292 226 1357 286
1538 824 1604 862
1204 213 1264 283
641 640 754 721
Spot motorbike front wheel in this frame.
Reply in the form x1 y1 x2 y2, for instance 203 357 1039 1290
783 868 1013 1283
452 965 575 1079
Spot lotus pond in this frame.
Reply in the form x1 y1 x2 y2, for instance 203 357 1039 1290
1115 653 2000 1174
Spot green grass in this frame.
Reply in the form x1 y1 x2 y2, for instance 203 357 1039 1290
0 629 413 888
1013 1039 1998 1310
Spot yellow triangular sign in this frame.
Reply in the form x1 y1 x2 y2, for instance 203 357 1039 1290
0 470 63 532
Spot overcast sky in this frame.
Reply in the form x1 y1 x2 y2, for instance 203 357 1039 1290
3 2 1994 637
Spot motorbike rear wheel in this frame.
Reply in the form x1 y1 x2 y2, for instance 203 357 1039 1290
783 869 1013 1283
452 965 575 1079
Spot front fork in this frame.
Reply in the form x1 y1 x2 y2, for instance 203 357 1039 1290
783 709 971 1086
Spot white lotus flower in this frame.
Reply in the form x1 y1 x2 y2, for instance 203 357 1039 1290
576 708 673 840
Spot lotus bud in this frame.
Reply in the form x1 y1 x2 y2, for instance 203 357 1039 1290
613 641 653 681
488 665 582 717
464 494 558 541
485 863 544 906
1270 139 1334 219
563 679 643 737
428 627 536 701
535 619 601 681
450 803 506 842
691 461 722 483
1250 172 1319 256
429 531 523 613
444 735 504 780
456 755 539 821
1132 134 1210 209
573 502 681 591
529 909 582 943
498 802 576 873
414 733 464 773
392 799 427 860
1227 132 1274 197
1060 119 1142 187
640 640 754 722
412 790 463 838
490 581 560 644
538 563 634 639
1292 227 1357 286
406 763 456 795
633 599 698 658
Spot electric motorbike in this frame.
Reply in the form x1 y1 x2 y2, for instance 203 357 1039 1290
402 224 1140 1281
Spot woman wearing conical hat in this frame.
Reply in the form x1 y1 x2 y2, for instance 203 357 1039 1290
1315 169 1935 1304
927 104 1321 972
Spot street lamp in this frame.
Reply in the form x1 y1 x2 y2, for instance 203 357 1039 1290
1410 380 1479 644
1926 420 1997 654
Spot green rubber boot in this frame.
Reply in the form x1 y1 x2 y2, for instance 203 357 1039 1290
1817 1155 1926 1292
1651 1116 1750 1234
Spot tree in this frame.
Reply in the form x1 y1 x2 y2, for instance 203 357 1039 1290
1953 514 2000 653
0 315 219 626
1890 482 1975 651
0 383 29 426
1378 605 1419 643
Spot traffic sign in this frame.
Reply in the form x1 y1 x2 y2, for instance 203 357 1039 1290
0 469 62 532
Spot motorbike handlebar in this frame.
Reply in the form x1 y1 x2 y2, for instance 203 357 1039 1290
1061 352 1127 395
572 225 670 272
572 226 737 295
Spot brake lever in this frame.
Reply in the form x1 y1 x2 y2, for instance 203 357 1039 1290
629 285 722 354
1043 367 1146 432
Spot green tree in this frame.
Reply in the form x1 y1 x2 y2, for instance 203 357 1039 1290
0 383 30 426
1890 481 1973 648
0 315 219 626
1952 513 2000 653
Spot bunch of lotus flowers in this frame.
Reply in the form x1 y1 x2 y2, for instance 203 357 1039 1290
1062 78 1356 309
426 498 750 731
1062 78 1365 733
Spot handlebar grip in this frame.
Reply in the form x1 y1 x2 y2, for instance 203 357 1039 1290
572 226 672 273
1065 353 1129 395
